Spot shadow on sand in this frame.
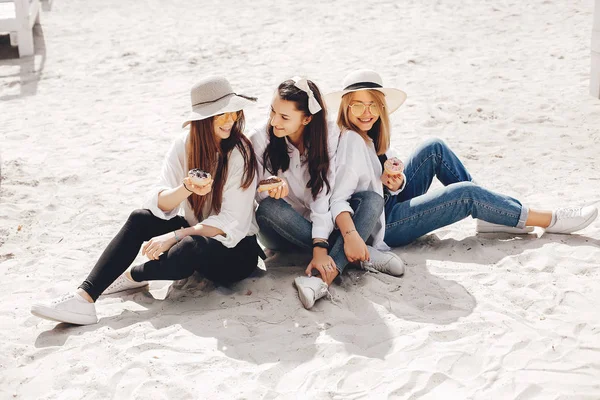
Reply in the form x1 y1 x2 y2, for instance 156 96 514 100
33 229 599 387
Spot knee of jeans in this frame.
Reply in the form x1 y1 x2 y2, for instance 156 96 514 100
353 191 384 212
419 137 448 155
451 181 481 198
256 197 288 222
127 209 153 226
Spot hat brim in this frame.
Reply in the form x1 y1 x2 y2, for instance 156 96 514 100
324 87 407 118
182 94 255 128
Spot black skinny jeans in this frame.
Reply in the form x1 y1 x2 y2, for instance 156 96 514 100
79 209 261 301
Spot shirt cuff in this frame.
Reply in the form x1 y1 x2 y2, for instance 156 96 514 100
312 221 334 240
200 217 241 248
143 187 180 220
330 202 354 223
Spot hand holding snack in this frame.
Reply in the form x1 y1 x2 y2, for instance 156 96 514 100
384 157 404 175
184 168 213 196
382 157 405 191
257 176 289 199
188 168 212 186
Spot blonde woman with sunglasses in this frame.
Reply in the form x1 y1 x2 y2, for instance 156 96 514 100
31 77 263 325
327 70 597 252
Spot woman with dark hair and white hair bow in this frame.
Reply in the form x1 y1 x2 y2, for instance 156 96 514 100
31 76 264 325
250 77 395 310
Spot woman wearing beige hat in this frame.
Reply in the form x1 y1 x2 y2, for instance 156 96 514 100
326 70 598 252
31 76 263 325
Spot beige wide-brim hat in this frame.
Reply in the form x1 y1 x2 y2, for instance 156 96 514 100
182 76 257 128
325 69 407 116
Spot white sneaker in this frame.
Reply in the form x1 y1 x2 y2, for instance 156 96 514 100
31 292 98 325
293 276 328 310
476 219 535 234
103 272 148 296
361 246 405 276
545 206 598 234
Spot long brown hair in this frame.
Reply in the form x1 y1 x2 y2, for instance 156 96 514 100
337 90 391 155
187 111 256 217
262 79 330 199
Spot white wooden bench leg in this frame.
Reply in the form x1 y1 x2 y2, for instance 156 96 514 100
14 0 35 57
17 28 34 56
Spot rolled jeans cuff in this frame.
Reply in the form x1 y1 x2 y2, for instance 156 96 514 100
516 205 529 229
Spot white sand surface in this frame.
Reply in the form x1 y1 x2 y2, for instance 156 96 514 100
2 0 600 398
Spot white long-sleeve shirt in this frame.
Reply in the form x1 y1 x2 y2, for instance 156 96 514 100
249 120 340 239
330 130 394 251
143 131 258 248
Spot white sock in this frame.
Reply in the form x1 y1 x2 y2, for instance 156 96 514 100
548 211 557 228
74 292 92 303
124 269 138 282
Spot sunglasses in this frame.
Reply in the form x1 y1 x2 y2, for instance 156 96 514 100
214 111 241 125
348 102 383 117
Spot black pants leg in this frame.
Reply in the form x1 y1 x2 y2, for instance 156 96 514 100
130 234 260 286
79 209 188 301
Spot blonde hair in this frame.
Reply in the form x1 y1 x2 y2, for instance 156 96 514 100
337 90 391 155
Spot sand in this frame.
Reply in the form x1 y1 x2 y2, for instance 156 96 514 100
1 0 600 398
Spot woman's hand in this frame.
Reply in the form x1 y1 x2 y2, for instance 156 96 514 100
258 176 289 199
142 231 178 260
381 171 404 192
305 250 338 285
183 176 213 196
343 230 370 263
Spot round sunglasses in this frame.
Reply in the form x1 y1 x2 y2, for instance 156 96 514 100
348 102 383 117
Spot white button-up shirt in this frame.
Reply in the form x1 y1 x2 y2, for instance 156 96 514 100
249 120 340 239
143 131 259 248
330 130 395 251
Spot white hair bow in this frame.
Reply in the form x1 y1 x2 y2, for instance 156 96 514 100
292 76 322 115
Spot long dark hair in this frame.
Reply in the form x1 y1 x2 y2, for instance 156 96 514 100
187 111 257 217
262 79 330 199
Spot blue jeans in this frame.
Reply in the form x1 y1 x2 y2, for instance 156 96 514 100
256 191 384 273
384 138 528 247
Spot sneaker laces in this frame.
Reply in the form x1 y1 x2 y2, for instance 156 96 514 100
324 286 339 306
360 260 380 274
51 293 75 305
106 279 123 291
555 207 581 220
311 278 337 306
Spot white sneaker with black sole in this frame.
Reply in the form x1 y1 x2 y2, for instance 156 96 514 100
293 276 328 310
31 292 98 325
103 272 148 296
361 246 405 276
545 206 598 234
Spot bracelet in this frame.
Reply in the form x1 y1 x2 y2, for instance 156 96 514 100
343 229 357 238
173 230 180 242
182 182 193 193
312 241 329 250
